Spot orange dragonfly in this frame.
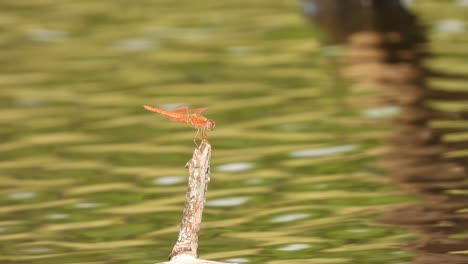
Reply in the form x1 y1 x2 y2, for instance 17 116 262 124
143 105 215 143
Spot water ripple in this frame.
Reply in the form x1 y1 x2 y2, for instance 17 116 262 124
206 197 251 207
277 244 310 251
289 145 358 158
216 163 254 172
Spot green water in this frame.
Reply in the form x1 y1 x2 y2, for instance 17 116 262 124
0 1 466 263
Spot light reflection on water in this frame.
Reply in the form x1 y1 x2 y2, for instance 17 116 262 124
153 176 186 186
216 163 254 173
289 145 358 158
0 1 466 264
206 197 251 207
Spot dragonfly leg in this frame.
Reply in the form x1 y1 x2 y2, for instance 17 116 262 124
201 128 206 139
203 128 209 141
194 129 200 147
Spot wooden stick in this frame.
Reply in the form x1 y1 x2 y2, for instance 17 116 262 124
170 140 211 259
157 140 232 264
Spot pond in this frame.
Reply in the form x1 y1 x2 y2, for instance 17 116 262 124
0 1 467 263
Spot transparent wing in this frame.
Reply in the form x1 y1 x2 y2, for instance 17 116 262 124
173 106 189 114
192 107 208 114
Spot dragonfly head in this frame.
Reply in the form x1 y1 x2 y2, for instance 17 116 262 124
206 119 216 130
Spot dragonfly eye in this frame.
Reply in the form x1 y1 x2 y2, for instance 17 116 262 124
208 120 216 130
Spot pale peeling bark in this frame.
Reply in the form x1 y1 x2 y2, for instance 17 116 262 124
156 141 233 264
170 140 212 259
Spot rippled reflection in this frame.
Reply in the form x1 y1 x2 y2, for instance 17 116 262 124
304 0 468 263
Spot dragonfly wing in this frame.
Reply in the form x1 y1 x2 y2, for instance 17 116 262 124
173 106 189 114
170 106 189 122
144 105 185 123
192 107 208 114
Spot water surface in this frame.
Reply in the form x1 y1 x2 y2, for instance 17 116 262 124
0 1 467 263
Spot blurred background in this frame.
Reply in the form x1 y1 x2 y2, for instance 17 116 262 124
0 0 467 263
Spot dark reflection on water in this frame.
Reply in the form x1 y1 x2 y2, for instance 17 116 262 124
304 0 468 263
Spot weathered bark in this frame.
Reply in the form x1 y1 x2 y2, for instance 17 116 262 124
156 140 233 264
170 140 212 259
